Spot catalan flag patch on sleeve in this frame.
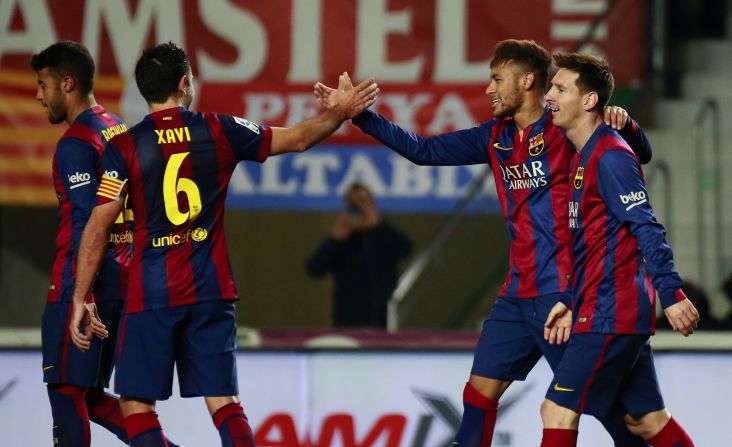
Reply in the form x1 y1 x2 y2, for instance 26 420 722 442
97 175 127 201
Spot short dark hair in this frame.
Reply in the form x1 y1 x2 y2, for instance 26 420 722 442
491 39 551 88
29 41 95 96
552 51 614 114
135 41 190 104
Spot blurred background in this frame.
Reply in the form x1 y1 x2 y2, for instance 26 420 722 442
1 1 732 445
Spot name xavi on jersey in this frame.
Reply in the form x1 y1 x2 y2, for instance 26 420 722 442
499 160 547 190
67 171 91 189
619 190 647 211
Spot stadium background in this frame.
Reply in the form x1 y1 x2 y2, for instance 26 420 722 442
1 0 731 446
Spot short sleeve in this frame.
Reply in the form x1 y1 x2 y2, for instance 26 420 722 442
218 114 272 163
97 140 130 204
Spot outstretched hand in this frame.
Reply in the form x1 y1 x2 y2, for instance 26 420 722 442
313 73 378 118
544 302 572 345
69 302 109 351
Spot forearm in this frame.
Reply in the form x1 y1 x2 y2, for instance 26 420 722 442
619 118 653 164
271 110 345 155
353 109 487 166
630 221 684 308
72 223 109 305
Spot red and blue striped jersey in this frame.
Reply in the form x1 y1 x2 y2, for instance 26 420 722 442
48 105 131 304
569 124 686 335
97 107 271 314
354 107 651 299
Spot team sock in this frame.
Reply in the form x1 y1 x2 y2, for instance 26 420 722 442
47 384 91 447
647 417 694 447
125 411 169 447
86 388 129 443
540 428 578 447
453 382 499 446
212 402 255 447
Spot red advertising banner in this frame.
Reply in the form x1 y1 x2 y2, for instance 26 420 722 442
0 0 645 206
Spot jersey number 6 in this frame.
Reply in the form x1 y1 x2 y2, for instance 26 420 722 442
163 152 202 226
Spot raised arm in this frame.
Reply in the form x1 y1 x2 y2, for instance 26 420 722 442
269 73 378 155
314 81 491 166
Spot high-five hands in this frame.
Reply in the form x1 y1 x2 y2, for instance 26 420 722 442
544 302 572 345
314 73 379 117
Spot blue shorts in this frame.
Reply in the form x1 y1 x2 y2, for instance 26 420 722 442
114 300 238 401
545 333 665 418
42 300 122 388
471 293 570 381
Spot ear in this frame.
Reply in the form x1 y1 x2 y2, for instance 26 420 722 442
178 74 189 96
583 91 599 111
522 72 536 91
61 75 76 93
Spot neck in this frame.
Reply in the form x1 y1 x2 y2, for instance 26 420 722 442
513 95 546 130
566 113 604 153
149 97 184 113
65 94 97 125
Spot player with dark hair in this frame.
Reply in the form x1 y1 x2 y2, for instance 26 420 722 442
314 39 651 446
68 41 378 447
540 51 697 447
31 41 156 447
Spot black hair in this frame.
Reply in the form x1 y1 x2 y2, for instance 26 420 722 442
29 41 95 95
134 41 190 104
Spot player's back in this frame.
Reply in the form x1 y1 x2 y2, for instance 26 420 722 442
48 105 129 304
100 107 270 313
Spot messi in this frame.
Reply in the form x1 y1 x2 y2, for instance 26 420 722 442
156 127 192 144
619 191 646 204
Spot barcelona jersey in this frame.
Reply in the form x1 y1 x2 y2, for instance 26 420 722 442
569 124 685 334
47 105 130 304
354 107 651 299
97 107 271 314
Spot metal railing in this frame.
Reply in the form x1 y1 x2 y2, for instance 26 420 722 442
386 166 491 332
645 159 672 241
693 98 724 292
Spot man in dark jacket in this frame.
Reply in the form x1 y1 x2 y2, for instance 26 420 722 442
306 183 412 328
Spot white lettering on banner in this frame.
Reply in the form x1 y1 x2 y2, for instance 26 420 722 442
0 0 56 55
288 0 322 82
197 0 266 81
82 0 184 77
242 92 480 138
336 153 388 195
260 156 298 195
226 150 497 205
243 94 286 124
427 93 476 133
390 157 433 196
291 153 340 195
284 94 320 126
382 94 433 131
355 0 424 81
230 165 256 194
434 0 491 82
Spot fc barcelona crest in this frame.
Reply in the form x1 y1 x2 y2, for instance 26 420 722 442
574 166 585 189
528 132 545 156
